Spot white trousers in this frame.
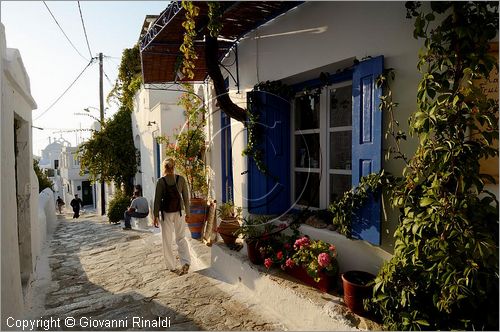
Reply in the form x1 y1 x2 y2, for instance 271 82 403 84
160 211 191 270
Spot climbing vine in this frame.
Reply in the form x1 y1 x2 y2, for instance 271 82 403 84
179 0 199 80
107 44 142 111
244 80 294 175
207 1 223 37
369 2 499 330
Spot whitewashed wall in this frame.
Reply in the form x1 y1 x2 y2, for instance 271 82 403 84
1 22 38 328
132 87 185 217
206 2 424 257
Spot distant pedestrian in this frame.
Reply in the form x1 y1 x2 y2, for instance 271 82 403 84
153 158 191 275
70 194 83 219
123 185 149 230
56 196 65 214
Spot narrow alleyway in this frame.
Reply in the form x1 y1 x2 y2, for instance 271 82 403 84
28 214 285 331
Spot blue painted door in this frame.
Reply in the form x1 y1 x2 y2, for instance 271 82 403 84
155 141 161 179
247 91 290 214
221 111 234 202
351 56 383 245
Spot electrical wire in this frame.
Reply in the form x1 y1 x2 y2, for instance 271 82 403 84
103 70 115 87
77 1 93 59
42 1 88 62
33 61 94 121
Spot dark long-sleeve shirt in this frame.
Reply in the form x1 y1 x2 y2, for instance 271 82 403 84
153 174 190 218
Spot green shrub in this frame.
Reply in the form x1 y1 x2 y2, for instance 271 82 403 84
107 191 130 223
34 159 53 193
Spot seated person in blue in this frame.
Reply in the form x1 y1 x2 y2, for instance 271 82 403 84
123 185 149 230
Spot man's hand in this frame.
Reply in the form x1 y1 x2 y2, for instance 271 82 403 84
153 217 159 228
127 207 135 213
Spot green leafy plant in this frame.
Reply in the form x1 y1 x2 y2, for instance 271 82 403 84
107 44 142 110
78 108 138 195
370 2 499 330
235 215 278 240
179 0 199 79
33 159 53 193
159 84 208 198
107 190 131 223
329 171 396 237
217 201 242 220
80 44 141 196
289 236 339 282
244 81 293 175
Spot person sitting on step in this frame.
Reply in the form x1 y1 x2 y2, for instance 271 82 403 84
123 185 149 230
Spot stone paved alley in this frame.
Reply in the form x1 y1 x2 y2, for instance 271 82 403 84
26 213 285 331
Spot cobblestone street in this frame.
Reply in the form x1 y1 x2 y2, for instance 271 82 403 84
28 214 285 331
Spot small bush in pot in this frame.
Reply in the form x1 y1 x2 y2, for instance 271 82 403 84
216 201 242 246
235 215 278 264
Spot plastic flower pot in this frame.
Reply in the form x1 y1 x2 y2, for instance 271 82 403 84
341 270 376 316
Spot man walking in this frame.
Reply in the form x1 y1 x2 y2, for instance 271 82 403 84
123 185 149 230
70 194 83 219
56 196 65 214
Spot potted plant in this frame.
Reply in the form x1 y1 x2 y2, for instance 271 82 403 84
217 201 242 246
264 235 339 293
235 215 278 264
160 85 209 239
341 270 375 316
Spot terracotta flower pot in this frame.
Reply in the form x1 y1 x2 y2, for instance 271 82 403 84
341 270 375 316
246 239 264 265
218 218 240 246
285 265 336 293
185 198 207 239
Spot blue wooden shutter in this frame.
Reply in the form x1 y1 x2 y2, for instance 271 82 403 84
351 56 383 245
221 111 234 202
247 91 291 214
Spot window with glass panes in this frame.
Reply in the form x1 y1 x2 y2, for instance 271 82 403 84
292 81 352 209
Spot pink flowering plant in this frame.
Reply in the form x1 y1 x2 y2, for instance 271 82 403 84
290 236 339 282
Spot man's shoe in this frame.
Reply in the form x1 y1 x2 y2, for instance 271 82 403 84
179 264 190 276
122 227 131 230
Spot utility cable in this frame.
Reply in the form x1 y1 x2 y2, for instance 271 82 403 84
34 61 94 121
42 1 88 62
103 70 114 87
77 1 93 59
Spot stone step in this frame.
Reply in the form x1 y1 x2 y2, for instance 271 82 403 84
210 241 381 331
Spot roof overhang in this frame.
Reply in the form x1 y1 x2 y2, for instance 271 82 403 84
140 1 303 84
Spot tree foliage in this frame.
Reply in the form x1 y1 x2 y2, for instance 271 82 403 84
33 159 53 193
79 44 142 195
77 109 138 195
159 84 208 198
107 44 142 110
371 2 499 330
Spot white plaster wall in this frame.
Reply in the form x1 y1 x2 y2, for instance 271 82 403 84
131 87 185 216
1 22 38 327
30 169 41 270
207 1 424 255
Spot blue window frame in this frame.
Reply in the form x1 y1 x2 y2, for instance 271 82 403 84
289 56 383 245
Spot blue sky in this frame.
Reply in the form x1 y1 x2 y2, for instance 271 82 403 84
1 1 169 155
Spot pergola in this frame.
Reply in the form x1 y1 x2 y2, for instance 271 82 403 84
139 1 303 84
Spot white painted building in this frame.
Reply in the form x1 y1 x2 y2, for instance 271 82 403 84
38 137 70 204
140 2 498 275
59 146 95 209
131 84 186 219
0 22 41 327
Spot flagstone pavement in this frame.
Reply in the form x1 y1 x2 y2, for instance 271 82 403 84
27 213 286 331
